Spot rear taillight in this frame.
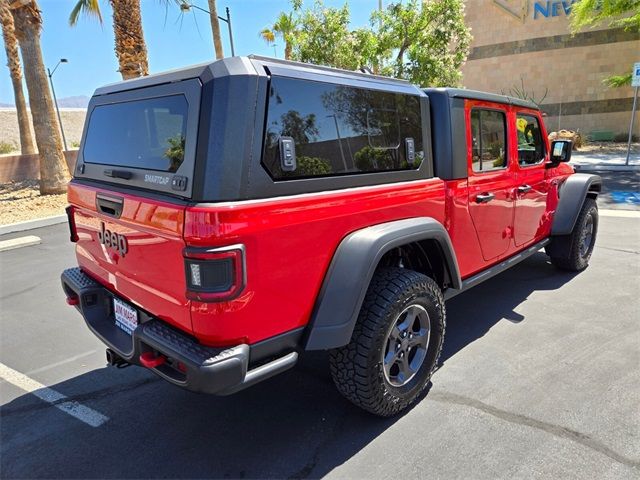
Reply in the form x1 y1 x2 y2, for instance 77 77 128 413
183 245 245 302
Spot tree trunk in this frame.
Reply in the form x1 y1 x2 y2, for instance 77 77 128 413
110 0 148 80
207 0 224 59
284 42 292 60
1 2 36 155
10 1 70 194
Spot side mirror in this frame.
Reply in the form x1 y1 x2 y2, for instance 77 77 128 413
548 140 572 167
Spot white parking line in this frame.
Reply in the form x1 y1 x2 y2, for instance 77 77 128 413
599 209 640 218
0 362 109 427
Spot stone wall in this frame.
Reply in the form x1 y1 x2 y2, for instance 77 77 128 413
462 0 640 136
0 150 77 183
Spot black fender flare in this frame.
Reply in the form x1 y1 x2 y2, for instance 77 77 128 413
304 217 461 351
551 173 602 236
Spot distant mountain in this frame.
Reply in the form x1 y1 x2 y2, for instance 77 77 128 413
57 96 90 108
0 95 90 109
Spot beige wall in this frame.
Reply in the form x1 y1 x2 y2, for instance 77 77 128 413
465 0 609 46
545 112 639 137
462 0 639 136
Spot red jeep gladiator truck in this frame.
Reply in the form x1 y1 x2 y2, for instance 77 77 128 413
61 56 601 416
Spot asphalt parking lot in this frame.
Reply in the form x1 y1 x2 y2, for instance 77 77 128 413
1 196 639 478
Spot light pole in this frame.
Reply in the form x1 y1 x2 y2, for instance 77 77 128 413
180 3 235 56
47 58 68 151
327 114 347 171
626 85 638 166
272 44 278 58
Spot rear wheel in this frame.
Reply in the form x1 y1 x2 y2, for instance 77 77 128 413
328 267 445 417
549 197 598 271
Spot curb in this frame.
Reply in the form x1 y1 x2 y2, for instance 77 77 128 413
572 164 640 172
0 235 42 252
0 215 66 236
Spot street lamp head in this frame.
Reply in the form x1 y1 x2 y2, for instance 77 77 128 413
60 58 68 63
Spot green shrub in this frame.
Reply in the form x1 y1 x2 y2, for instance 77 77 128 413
354 145 394 171
297 155 332 176
614 132 639 143
0 141 17 154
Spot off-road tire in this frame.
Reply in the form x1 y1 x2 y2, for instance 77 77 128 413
549 197 598 271
328 267 445 417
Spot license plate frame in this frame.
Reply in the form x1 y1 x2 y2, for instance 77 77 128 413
113 297 138 335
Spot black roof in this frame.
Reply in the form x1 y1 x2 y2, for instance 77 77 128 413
248 55 412 85
92 56 539 111
423 87 539 110
93 61 213 96
93 56 425 97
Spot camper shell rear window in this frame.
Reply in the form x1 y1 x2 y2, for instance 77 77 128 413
83 95 188 173
75 79 201 198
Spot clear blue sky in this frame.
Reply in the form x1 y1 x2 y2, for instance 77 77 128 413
1 0 378 104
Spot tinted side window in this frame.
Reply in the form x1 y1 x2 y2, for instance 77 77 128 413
516 114 545 166
83 95 187 173
470 109 507 173
262 77 424 179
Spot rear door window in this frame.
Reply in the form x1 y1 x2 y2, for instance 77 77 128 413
470 109 507 173
83 95 187 173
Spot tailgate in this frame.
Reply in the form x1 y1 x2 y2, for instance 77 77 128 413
68 182 192 333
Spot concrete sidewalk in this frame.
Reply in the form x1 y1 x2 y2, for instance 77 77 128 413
571 150 639 172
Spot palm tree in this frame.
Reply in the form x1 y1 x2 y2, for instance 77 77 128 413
69 0 149 80
206 0 224 59
259 11 298 60
8 0 70 194
1 1 36 155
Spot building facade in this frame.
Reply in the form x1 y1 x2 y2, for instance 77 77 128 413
461 0 639 138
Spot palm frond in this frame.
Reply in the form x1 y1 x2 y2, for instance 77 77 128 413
604 73 633 88
259 28 276 43
69 0 103 26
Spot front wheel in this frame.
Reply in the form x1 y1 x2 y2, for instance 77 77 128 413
328 268 445 417
548 197 598 271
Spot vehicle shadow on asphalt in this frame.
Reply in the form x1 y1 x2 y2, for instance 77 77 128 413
1 253 579 479
441 252 579 364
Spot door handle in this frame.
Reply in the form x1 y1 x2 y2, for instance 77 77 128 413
517 184 532 194
96 194 124 218
475 192 495 204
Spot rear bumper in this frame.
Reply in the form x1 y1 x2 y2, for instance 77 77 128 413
61 267 297 395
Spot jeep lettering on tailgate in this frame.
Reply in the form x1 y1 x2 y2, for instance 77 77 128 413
97 222 128 257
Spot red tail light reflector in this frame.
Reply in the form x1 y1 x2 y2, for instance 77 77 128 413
183 244 245 302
